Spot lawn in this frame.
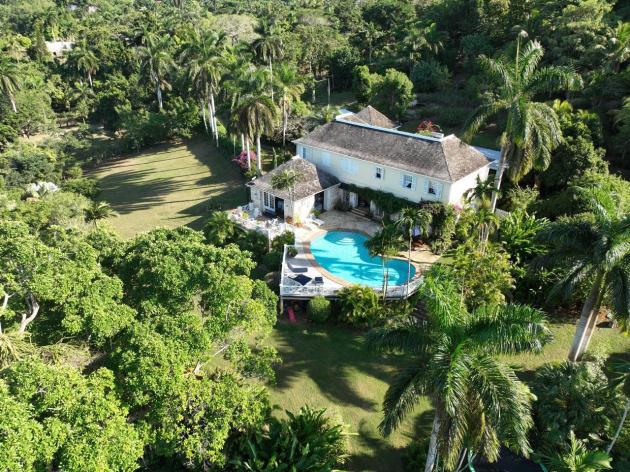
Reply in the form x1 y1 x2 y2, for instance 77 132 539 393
89 136 246 238
269 320 630 472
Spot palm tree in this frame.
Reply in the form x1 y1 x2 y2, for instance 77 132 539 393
253 21 283 100
85 201 115 226
271 169 298 217
464 175 498 209
543 432 612 472
237 94 277 172
70 41 99 87
535 186 630 361
180 29 230 145
365 224 403 300
463 32 582 212
403 21 447 74
138 35 175 110
71 81 96 123
395 207 431 296
0 57 21 113
368 269 551 471
274 63 304 146
607 359 630 455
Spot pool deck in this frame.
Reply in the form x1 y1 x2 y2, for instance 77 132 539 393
280 211 438 300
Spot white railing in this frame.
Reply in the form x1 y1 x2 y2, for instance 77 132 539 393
228 206 294 241
279 244 424 299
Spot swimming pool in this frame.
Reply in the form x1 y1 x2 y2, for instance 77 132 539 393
309 231 415 287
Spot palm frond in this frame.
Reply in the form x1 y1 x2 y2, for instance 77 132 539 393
366 322 431 355
380 364 429 436
607 266 630 333
462 99 509 143
468 304 552 355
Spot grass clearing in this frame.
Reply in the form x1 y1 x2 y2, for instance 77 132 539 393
269 320 630 472
89 137 246 238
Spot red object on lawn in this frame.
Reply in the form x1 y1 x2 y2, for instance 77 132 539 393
287 307 297 323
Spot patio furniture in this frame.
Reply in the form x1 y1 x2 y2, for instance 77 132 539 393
290 274 312 286
289 267 308 274
313 277 324 285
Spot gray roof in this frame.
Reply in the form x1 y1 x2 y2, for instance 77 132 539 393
345 106 397 129
251 158 339 201
294 119 490 182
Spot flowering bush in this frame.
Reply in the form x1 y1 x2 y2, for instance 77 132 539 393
416 120 442 135
232 150 255 171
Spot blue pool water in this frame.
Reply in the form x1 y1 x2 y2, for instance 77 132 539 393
310 231 415 287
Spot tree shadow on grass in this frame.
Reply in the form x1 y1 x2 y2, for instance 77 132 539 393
272 323 409 412
348 409 435 471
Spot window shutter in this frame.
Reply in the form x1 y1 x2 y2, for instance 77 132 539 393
412 176 418 191
423 179 429 194
436 182 444 198
400 174 405 188
381 168 385 179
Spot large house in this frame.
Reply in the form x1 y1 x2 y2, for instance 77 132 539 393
248 106 493 223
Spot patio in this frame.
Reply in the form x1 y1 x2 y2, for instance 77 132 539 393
280 210 432 300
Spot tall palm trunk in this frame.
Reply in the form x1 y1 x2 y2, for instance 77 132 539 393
210 92 219 145
240 133 245 153
424 412 441 472
88 72 93 87
10 97 17 113
489 135 509 212
607 398 630 454
207 99 215 137
282 97 288 147
156 83 163 110
269 56 274 101
568 270 605 362
201 100 208 132
245 136 251 170
407 236 412 297
256 134 262 171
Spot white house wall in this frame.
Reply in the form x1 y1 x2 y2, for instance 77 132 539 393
447 165 491 206
297 144 452 204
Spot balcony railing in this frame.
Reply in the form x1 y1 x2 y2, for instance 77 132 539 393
279 245 424 299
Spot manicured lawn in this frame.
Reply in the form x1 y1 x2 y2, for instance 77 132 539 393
269 320 630 472
89 137 246 238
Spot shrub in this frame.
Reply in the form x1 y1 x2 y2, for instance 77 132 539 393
531 360 622 452
421 202 457 254
411 59 451 93
307 296 331 323
61 177 99 198
229 406 347 470
203 211 239 246
336 285 380 326
505 186 539 213
271 231 295 253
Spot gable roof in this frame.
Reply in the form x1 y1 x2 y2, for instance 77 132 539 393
345 105 398 129
250 158 339 201
294 118 490 182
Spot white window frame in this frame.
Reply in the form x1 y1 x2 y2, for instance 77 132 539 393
375 166 384 180
263 192 274 211
402 174 415 190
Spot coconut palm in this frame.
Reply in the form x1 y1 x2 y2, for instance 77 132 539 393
253 21 283 100
463 32 582 212
535 186 630 361
85 201 116 226
365 224 404 300
138 35 175 110
395 207 431 296
403 21 447 74
70 41 99 87
543 432 612 472
464 175 499 209
271 169 298 215
237 94 277 172
71 81 96 123
368 268 551 471
180 29 230 144
0 57 21 113
274 63 304 146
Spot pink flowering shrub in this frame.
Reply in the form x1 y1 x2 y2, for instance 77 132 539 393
232 150 255 171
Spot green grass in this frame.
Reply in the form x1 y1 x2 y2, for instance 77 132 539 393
269 320 630 472
89 136 246 238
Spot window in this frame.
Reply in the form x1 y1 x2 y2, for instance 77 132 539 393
341 158 357 174
424 179 443 198
263 192 273 208
375 166 384 180
402 174 415 189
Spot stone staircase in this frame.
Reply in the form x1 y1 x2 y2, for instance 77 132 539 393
350 206 369 218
